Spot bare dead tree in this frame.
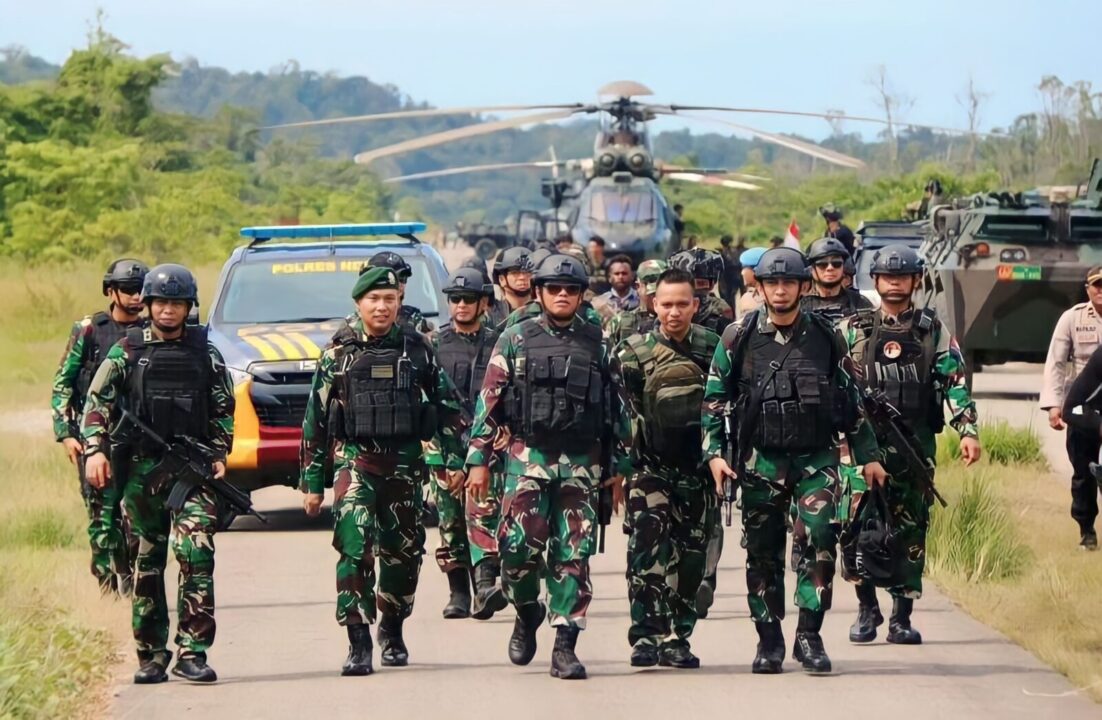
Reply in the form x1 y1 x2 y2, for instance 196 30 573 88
955 76 989 172
866 65 913 173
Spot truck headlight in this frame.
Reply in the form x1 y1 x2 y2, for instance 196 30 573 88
228 367 251 386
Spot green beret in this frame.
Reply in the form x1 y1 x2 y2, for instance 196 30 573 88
351 266 401 300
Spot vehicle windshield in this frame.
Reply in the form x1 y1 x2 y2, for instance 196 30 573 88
217 255 440 324
587 188 657 224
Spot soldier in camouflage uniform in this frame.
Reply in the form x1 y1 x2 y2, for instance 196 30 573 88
52 258 148 596
369 251 435 334
613 267 719 669
606 259 666 345
81 264 233 684
301 266 467 676
838 244 981 645
702 247 887 675
801 237 874 323
670 248 734 335
498 254 605 331
487 246 534 328
466 254 629 680
427 267 509 621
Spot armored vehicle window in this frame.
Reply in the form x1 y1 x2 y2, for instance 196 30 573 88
1071 216 1102 243
588 188 656 224
975 216 1049 242
216 256 440 324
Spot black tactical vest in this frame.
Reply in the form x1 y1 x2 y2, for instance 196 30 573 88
333 326 434 444
125 326 211 443
801 288 871 326
76 312 133 402
436 325 499 407
852 309 943 432
737 314 841 453
506 319 607 452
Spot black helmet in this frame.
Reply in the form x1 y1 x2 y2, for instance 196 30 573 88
925 178 943 195
142 263 199 304
754 248 810 281
102 258 149 296
669 248 723 282
460 256 492 284
843 255 856 277
870 244 924 276
493 246 533 281
444 267 493 297
806 237 851 263
369 251 412 281
528 247 554 274
820 203 844 221
533 254 588 287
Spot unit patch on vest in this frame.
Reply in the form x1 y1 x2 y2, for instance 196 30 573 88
883 341 903 359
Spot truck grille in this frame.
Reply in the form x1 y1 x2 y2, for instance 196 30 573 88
253 395 309 428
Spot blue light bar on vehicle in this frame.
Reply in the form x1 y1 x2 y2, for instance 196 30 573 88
240 222 427 243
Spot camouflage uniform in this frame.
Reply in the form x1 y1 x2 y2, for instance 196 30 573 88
81 326 234 664
837 308 978 597
465 314 629 628
606 306 657 345
614 325 719 649
51 311 142 593
301 318 466 627
701 310 880 623
693 294 734 336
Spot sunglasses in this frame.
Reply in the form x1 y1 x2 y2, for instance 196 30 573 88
1088 280 1102 290
544 283 582 297
448 294 481 305
113 284 144 295
814 260 844 270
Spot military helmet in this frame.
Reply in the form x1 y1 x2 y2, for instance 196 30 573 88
102 258 149 296
843 256 856 277
754 248 810 281
369 251 412 281
806 237 851 263
444 267 493 297
528 247 555 274
669 248 723 282
460 256 492 285
870 244 924 276
533 253 588 287
555 242 593 275
820 203 844 221
142 263 199 304
492 246 533 280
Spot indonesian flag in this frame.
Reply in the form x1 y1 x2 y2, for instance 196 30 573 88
784 219 801 249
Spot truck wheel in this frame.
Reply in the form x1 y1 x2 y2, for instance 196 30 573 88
474 238 497 260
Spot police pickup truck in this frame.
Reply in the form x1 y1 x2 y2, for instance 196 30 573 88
208 223 448 491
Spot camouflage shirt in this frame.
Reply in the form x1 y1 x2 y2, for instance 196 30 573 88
465 313 631 480
701 309 880 472
80 327 234 459
694 294 734 335
838 307 979 455
300 318 467 493
498 299 603 331
50 311 144 441
606 306 657 345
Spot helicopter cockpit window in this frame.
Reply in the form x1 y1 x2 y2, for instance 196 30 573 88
588 189 657 224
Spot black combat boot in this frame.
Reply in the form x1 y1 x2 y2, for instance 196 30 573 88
171 654 218 683
377 614 409 666
695 576 716 619
507 602 546 666
1080 528 1098 552
133 651 170 685
887 597 923 645
849 583 884 643
549 626 587 679
442 567 472 619
471 559 508 621
659 639 700 669
792 609 832 674
630 640 660 667
341 624 373 676
752 621 785 674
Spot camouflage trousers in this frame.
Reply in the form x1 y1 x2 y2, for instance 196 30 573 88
430 470 470 573
466 472 504 567
498 474 597 628
742 459 840 623
332 466 425 626
626 467 713 647
123 458 218 663
79 457 136 593
838 456 931 599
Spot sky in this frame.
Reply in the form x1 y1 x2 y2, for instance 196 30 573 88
1 0 1098 140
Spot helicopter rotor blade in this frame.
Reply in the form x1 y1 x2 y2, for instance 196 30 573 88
383 159 586 183
353 109 580 165
664 173 761 191
261 104 586 131
657 165 770 182
663 112 866 169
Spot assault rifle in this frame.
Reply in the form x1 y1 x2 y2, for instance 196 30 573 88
857 387 947 508
722 409 737 527
597 434 614 554
119 409 267 523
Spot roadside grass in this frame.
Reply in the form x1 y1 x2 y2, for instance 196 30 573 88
930 428 1102 702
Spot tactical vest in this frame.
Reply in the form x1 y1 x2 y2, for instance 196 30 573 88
626 327 717 467
850 309 943 432
333 326 434 444
801 289 869 326
736 314 843 453
435 325 499 407
76 312 132 402
505 319 607 452
611 309 656 346
125 326 211 444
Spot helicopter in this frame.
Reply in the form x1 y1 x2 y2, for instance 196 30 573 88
265 81 986 262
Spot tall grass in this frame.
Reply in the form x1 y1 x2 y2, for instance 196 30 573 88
936 419 1047 468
